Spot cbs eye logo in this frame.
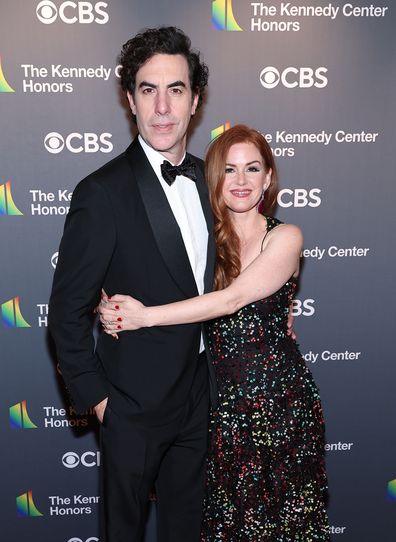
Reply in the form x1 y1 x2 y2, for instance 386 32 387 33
36 1 109 24
260 66 328 89
44 132 113 154
45 132 65 153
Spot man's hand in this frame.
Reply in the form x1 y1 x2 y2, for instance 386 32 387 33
94 397 108 424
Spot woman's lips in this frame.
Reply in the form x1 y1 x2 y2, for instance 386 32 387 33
230 190 252 198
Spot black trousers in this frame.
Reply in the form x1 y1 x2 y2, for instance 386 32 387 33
100 354 210 542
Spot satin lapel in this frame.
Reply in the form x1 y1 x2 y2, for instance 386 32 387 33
188 154 215 293
126 139 198 298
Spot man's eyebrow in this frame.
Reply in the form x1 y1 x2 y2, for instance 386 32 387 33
138 81 156 89
137 80 187 90
168 81 186 89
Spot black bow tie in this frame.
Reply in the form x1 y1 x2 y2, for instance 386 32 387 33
160 157 197 186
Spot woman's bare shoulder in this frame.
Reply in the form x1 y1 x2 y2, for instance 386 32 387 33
266 221 303 246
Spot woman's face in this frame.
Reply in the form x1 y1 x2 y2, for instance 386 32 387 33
221 142 271 215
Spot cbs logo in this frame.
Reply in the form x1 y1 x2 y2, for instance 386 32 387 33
277 189 321 208
291 299 315 317
44 132 113 154
62 451 100 468
260 66 328 89
67 538 99 542
36 1 108 24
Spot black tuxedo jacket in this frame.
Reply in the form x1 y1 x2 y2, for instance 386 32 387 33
49 138 216 418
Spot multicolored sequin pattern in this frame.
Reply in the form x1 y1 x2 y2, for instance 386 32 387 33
201 216 329 541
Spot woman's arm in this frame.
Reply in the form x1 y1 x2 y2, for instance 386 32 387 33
100 224 302 332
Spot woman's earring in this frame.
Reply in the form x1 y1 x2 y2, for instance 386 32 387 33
256 189 265 212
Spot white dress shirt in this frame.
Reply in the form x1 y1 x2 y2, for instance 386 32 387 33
138 135 208 351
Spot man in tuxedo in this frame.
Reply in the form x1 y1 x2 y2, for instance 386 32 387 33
49 27 216 542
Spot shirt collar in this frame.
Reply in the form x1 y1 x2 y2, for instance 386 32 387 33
138 134 186 173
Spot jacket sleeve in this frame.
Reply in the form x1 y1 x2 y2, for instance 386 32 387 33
48 176 116 413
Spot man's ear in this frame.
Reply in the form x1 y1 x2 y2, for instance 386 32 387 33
127 92 137 115
191 93 199 116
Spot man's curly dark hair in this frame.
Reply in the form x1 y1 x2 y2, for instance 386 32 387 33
119 26 209 109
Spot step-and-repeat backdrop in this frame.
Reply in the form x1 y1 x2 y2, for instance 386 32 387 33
1 1 395 541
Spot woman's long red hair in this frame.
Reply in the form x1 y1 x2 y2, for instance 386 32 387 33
205 124 278 290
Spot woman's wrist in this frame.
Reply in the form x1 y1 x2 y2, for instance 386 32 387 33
143 306 155 328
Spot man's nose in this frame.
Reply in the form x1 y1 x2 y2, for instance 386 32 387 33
155 91 170 115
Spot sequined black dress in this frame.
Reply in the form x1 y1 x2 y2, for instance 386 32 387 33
201 217 329 542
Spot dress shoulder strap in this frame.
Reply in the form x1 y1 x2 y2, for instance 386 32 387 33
260 216 283 252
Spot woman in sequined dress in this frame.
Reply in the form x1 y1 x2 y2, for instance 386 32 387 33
100 125 329 541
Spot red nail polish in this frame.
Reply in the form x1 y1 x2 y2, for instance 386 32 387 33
117 325 122 329
115 305 119 310
117 317 122 322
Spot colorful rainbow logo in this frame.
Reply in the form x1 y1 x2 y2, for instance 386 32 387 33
10 400 38 429
0 181 23 215
388 479 396 501
0 56 15 92
1 297 31 328
212 0 243 31
16 490 43 517
211 121 231 141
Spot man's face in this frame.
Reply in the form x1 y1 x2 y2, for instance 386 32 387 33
127 54 199 163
